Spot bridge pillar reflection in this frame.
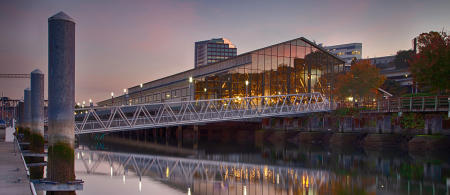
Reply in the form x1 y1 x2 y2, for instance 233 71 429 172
165 127 169 146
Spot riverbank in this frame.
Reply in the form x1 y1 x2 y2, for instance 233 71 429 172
0 141 31 195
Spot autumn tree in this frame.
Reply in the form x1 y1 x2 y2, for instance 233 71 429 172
394 50 414 69
334 60 385 102
409 31 450 94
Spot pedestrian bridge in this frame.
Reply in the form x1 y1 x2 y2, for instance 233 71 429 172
74 93 330 135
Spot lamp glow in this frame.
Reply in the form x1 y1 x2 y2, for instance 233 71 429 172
111 92 114 97
245 80 249 86
189 76 193 83
140 83 143 88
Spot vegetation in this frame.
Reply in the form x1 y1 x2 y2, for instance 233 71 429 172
409 31 450 94
334 60 385 102
47 142 75 183
400 113 424 129
393 50 414 69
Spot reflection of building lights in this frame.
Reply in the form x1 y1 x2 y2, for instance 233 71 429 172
110 166 113 177
139 180 142 192
243 186 247 195
348 97 353 101
245 80 249 86
166 167 170 178
88 157 91 164
77 152 80 159
123 175 126 184
189 76 193 83
264 166 268 177
277 174 279 184
187 187 191 195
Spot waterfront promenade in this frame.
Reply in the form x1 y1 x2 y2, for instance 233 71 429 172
0 140 30 195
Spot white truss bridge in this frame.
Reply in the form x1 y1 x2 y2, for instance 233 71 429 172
76 149 331 188
74 93 330 135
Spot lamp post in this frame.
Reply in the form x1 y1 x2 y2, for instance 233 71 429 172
188 76 193 101
140 83 143 103
89 98 93 107
245 80 249 97
111 92 114 106
123 88 127 105
82 100 85 108
204 87 207 99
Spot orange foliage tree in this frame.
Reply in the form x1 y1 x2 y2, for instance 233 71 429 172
334 60 385 102
409 31 450 94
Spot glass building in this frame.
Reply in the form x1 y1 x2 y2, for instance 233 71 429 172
98 37 345 106
194 37 345 101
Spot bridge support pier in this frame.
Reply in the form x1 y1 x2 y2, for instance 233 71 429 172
376 115 391 134
47 11 76 194
30 69 45 180
424 115 442 135
193 125 198 150
153 129 157 143
165 127 169 146
176 126 182 148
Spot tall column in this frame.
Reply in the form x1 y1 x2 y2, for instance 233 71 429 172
47 11 76 192
23 88 31 130
31 69 45 136
30 69 45 179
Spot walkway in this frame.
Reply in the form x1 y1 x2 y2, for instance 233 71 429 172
0 141 31 195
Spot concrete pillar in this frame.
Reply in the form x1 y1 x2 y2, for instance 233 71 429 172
376 116 391 133
176 126 182 148
153 128 157 143
193 125 198 150
31 69 44 136
165 127 169 146
47 11 76 184
23 88 31 129
30 69 45 180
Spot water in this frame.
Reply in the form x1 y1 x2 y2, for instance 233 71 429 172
74 132 449 195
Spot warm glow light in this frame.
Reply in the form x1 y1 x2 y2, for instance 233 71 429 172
77 152 80 159
110 166 113 177
89 99 92 103
204 88 207 92
243 185 247 195
77 102 80 106
245 80 249 86
111 92 114 97
140 83 143 88
123 88 127 93
405 74 408 78
166 167 170 178
277 174 279 184
189 76 193 83
187 187 191 195
139 180 142 192
122 175 126 184
348 97 353 101
82 101 85 105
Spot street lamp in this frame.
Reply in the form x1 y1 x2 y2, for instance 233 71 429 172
89 98 93 107
82 100 85 108
245 80 249 97
140 83 143 103
123 88 127 105
111 92 114 106
188 76 193 101
204 87 207 99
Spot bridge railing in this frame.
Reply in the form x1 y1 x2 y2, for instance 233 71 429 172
74 93 329 134
361 95 449 113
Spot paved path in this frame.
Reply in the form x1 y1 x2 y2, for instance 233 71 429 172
0 141 31 195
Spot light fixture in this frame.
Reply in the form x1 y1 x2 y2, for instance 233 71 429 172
89 99 92 103
140 83 143 88
245 80 249 86
189 76 193 83
204 88 207 92
123 88 127 93
111 92 114 97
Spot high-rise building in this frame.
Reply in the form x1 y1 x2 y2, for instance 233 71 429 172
324 43 362 66
194 38 237 68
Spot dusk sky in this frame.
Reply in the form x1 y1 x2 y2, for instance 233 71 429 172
1 0 449 103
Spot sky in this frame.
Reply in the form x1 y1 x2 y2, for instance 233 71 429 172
1 0 449 103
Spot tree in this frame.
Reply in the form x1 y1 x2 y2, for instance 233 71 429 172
394 50 414 69
381 79 408 96
409 31 450 94
334 60 386 101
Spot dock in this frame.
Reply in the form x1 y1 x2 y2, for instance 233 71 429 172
0 141 32 195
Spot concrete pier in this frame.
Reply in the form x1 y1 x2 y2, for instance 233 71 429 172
31 69 44 136
23 88 31 129
47 11 76 191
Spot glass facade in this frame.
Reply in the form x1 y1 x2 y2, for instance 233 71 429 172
194 38 345 101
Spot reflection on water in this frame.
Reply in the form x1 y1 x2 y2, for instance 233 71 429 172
75 134 449 195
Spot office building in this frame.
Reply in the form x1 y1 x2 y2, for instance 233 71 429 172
324 43 362 66
195 38 237 68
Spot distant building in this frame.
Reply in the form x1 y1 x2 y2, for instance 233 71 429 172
324 43 362 66
194 38 237 68
367 56 412 90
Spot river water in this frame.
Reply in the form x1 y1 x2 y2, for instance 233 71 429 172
74 132 449 195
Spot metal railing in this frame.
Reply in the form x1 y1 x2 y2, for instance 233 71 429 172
76 149 330 188
362 96 449 113
74 93 330 134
